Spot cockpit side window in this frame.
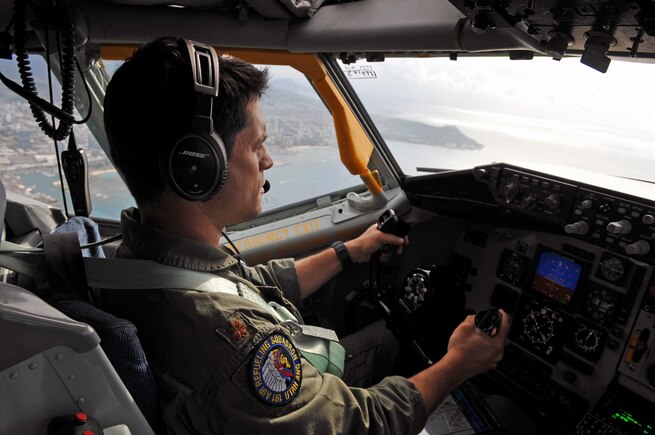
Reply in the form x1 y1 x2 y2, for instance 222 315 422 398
1 57 362 221
0 56 135 220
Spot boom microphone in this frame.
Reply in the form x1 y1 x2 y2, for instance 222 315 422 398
263 180 270 193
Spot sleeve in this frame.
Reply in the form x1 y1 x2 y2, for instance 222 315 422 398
202 333 428 435
244 258 302 307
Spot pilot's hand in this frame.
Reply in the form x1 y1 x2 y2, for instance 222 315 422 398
344 223 409 263
443 309 509 380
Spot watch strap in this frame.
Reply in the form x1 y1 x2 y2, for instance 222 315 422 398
331 241 352 269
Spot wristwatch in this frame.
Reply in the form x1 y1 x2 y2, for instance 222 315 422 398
331 241 353 269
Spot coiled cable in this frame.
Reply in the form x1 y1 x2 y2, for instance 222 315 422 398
13 0 75 141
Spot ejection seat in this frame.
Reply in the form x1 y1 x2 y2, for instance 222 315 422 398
0 179 160 434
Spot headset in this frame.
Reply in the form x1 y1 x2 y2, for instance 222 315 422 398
161 39 228 201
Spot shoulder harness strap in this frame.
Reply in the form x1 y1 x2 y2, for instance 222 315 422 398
0 241 345 377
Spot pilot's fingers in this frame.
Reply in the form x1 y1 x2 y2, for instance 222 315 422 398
378 232 406 247
462 314 475 327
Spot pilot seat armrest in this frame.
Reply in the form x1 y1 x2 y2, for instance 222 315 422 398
0 282 99 370
0 282 155 435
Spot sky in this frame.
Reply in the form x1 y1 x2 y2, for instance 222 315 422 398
343 56 655 182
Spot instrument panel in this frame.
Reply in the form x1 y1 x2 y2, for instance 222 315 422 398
474 164 655 264
446 164 655 433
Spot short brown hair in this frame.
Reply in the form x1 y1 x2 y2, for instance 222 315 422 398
104 37 269 205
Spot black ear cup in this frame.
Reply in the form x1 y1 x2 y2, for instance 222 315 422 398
165 39 226 201
166 130 228 201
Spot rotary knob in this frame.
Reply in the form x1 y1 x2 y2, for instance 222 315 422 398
643 215 655 225
544 193 561 210
501 182 519 203
607 219 632 235
564 221 589 235
520 195 537 209
474 168 488 180
580 199 593 209
625 240 651 256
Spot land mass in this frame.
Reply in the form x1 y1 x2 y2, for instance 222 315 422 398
263 77 483 150
371 115 483 149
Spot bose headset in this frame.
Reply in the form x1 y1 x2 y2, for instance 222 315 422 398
161 39 228 201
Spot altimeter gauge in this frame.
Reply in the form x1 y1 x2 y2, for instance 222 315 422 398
567 319 607 361
596 253 630 286
599 256 625 283
580 285 621 326
523 310 555 344
574 325 601 352
497 249 531 287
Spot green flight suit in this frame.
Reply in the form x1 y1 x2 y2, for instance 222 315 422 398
97 208 428 434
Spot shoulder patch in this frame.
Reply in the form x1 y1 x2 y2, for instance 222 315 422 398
250 332 302 406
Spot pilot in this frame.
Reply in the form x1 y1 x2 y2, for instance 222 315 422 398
100 36 509 434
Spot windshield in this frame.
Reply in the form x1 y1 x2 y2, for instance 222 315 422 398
341 57 654 183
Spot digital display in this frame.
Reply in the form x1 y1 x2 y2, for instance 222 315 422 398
593 384 655 435
532 251 582 304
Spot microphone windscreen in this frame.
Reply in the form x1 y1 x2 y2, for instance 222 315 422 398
263 180 270 193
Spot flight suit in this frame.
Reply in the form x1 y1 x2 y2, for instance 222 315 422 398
98 208 428 434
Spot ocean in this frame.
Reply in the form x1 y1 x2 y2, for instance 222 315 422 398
14 131 653 221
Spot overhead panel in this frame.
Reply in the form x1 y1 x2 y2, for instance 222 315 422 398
448 0 655 72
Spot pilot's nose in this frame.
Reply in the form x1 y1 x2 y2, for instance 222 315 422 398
261 146 274 171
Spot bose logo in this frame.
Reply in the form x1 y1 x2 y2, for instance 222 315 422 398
179 150 210 159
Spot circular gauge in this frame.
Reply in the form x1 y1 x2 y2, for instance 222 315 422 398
599 256 625 283
497 250 530 287
404 271 431 309
582 286 620 326
522 310 555 344
574 325 601 353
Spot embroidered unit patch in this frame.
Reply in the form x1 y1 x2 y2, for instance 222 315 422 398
251 332 302 406
227 319 249 341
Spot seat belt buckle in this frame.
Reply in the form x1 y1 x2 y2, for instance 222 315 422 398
281 319 339 342
281 319 303 337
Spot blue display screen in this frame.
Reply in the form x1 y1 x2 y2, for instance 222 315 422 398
532 251 583 304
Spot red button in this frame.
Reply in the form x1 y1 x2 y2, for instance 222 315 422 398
83 431 95 435
75 412 88 423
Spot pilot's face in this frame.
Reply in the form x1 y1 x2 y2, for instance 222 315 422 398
212 99 273 224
